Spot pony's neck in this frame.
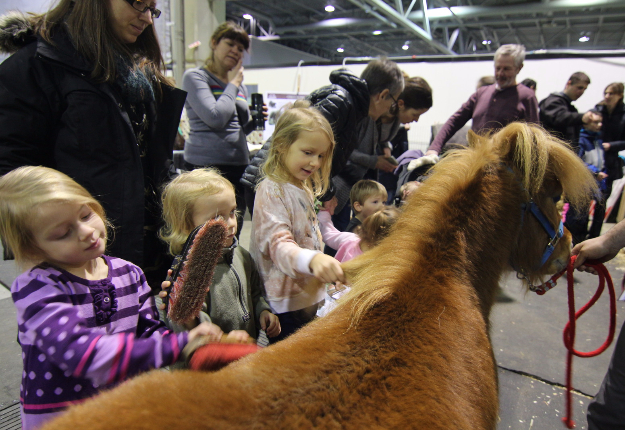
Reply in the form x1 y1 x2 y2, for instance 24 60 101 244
400 163 524 319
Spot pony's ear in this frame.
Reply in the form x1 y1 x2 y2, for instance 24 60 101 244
467 130 483 148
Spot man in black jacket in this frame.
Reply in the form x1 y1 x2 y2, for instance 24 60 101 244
539 72 600 150
240 59 404 213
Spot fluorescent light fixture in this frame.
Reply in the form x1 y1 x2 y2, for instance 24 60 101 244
372 30 383 35
257 35 281 41
243 13 253 20
325 5 335 12
579 36 590 42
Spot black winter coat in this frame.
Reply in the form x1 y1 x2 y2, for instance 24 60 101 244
596 102 625 181
0 24 186 271
240 69 370 197
539 92 584 146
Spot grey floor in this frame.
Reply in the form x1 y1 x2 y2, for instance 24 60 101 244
1 217 624 429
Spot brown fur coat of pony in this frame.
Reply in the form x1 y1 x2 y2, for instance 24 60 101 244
43 123 597 430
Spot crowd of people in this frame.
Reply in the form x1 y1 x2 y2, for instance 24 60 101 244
0 1 623 428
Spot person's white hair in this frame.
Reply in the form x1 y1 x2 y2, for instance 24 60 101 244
494 44 526 68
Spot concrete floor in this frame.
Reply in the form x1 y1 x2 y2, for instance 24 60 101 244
1 216 624 429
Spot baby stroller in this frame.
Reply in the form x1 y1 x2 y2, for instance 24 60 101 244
393 150 438 206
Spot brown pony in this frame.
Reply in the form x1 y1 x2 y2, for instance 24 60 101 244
43 123 597 430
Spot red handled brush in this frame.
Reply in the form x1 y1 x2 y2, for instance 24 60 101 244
165 218 228 325
187 336 260 372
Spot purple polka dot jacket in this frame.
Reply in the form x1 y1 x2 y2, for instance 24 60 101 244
11 256 188 429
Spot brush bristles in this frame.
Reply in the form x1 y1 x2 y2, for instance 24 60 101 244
168 219 228 324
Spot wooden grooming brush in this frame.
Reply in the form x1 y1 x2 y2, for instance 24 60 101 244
165 218 228 325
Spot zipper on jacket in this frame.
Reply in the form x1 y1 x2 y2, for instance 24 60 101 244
232 268 250 322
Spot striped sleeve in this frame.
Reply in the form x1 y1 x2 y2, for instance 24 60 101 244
12 266 189 387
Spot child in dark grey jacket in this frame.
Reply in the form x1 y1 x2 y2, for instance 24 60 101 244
159 168 280 341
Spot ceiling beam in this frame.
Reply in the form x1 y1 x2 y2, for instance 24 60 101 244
274 11 625 35
360 0 455 54
594 16 603 47
431 12 625 29
407 0 625 21
406 0 418 17
422 0 431 36
345 34 390 56
345 0 398 29
536 20 546 49
395 0 404 15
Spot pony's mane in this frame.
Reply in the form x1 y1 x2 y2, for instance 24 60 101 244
328 123 596 325
494 123 596 209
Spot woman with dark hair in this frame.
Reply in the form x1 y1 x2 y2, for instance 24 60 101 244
181 21 254 236
0 0 186 288
595 82 625 225
521 78 537 92
374 76 433 204
378 76 433 143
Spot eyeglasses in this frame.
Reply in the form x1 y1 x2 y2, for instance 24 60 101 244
389 92 398 108
124 0 161 18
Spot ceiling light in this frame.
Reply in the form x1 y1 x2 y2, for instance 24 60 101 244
337 46 345 53
372 30 382 35
482 39 492 45
402 41 410 50
325 5 335 12
579 36 590 42
243 14 253 20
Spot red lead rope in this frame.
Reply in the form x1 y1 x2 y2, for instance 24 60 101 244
558 255 617 429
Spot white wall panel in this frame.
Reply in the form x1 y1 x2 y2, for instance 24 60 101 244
244 56 625 150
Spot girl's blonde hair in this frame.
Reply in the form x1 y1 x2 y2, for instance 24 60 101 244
355 206 400 248
160 168 235 255
0 166 107 266
261 101 335 197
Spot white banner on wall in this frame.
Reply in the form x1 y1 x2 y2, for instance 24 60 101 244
265 92 308 139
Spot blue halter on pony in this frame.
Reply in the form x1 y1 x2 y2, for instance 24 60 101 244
522 199 564 267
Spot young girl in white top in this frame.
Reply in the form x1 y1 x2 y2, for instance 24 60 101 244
250 102 345 342
0 166 218 430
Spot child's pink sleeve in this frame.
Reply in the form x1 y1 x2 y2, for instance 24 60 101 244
317 210 358 251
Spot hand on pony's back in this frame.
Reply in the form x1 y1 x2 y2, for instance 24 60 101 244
310 254 345 284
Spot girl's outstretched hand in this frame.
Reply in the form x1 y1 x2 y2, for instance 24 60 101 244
188 322 223 343
310 254 345 284
260 310 281 337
